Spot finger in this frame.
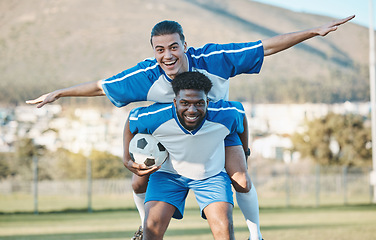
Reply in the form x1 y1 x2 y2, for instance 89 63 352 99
138 166 159 176
129 161 143 170
26 94 49 105
25 98 42 105
335 15 355 26
36 101 47 108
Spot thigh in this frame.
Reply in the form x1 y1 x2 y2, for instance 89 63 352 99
144 200 176 239
146 171 189 219
225 145 247 175
225 145 252 192
204 201 234 240
190 171 233 219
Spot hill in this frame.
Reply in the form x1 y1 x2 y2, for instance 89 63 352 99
0 0 371 106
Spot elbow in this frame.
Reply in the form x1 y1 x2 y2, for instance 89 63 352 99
96 80 106 96
263 47 278 57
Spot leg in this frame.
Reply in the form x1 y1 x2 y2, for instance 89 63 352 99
131 174 149 230
191 172 234 240
144 172 190 239
236 183 261 240
225 145 251 192
143 201 175 240
132 174 149 194
225 145 262 240
204 202 234 240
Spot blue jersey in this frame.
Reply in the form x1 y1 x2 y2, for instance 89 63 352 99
128 100 245 180
102 41 264 107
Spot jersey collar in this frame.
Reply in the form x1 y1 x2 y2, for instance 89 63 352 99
172 103 206 135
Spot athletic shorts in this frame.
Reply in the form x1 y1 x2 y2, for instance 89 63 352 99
145 171 233 219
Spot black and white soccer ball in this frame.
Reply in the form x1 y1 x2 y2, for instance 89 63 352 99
129 133 169 168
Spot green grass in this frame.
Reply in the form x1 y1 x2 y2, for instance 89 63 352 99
0 194 137 213
1 201 376 240
1 191 372 213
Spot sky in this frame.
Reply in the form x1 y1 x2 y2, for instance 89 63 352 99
253 0 373 28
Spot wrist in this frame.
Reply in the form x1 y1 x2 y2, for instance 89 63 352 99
245 148 251 157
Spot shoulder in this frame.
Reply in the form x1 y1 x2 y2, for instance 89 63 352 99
134 58 163 77
130 103 173 120
208 100 245 113
187 41 263 58
129 103 173 134
206 100 245 133
207 100 244 122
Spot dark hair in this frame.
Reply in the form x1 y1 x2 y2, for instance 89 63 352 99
150 20 185 45
171 72 213 96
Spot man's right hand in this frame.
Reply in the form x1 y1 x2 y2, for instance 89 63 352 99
124 159 160 176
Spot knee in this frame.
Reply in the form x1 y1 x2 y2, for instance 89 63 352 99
212 219 234 238
231 174 251 193
132 178 147 194
207 206 234 239
144 216 166 240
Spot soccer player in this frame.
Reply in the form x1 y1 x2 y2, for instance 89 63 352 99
123 71 247 240
26 15 355 240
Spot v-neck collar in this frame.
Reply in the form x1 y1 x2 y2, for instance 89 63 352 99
172 103 205 135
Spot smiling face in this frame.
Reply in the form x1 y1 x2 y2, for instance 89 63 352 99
174 89 208 131
151 33 188 79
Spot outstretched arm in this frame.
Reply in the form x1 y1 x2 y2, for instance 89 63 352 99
25 80 105 108
123 117 160 176
262 15 355 56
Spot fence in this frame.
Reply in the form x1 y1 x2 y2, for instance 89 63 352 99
0 165 373 213
251 164 373 207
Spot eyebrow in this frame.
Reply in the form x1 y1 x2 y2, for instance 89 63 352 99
155 42 180 49
179 98 206 103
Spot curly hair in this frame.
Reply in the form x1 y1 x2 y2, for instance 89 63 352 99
171 72 213 96
150 20 185 46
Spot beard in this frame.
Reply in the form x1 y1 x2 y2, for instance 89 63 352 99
177 113 204 131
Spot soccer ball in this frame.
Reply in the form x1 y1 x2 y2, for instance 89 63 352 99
129 133 169 168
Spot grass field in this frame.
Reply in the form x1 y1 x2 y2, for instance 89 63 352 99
1 194 376 240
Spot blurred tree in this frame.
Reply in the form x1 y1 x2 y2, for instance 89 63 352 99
0 153 14 179
291 113 372 166
13 138 46 180
55 148 130 179
90 149 131 179
55 148 87 179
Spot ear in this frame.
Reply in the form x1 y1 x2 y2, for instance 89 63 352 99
173 98 177 107
183 41 187 53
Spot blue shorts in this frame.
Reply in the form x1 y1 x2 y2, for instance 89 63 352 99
145 171 233 219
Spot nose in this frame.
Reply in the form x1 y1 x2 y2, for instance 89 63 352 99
164 49 173 59
187 104 197 113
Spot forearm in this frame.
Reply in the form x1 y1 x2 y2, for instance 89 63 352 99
26 80 106 107
55 80 105 98
262 15 355 56
262 29 318 56
123 118 135 170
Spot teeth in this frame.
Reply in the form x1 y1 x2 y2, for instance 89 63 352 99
186 116 197 120
164 60 176 65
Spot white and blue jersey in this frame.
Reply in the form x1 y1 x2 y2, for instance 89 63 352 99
129 100 245 180
102 41 264 107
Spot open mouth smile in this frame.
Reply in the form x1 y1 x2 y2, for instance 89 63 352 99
184 115 199 122
163 59 177 67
